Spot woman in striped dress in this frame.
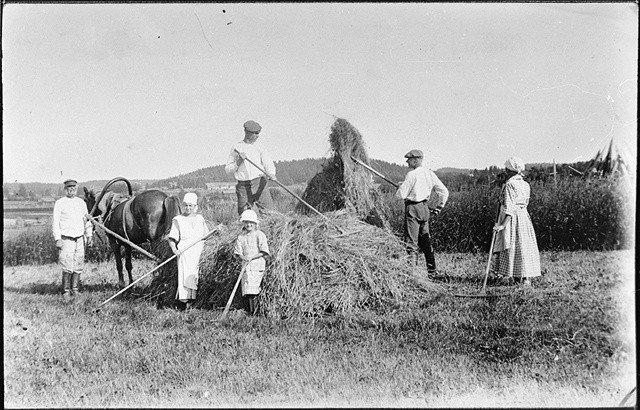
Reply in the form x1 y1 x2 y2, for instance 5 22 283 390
492 157 541 285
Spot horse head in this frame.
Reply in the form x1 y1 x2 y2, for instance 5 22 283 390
83 187 98 215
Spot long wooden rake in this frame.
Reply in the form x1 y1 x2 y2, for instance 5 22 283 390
220 263 248 319
233 149 360 236
451 230 503 298
94 227 222 311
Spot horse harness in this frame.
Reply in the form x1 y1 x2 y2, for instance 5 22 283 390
103 194 138 243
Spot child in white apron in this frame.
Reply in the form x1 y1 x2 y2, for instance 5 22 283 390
168 192 209 309
233 209 270 314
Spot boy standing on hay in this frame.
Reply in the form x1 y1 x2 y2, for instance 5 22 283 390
233 209 270 315
225 120 276 215
396 149 449 275
168 193 209 310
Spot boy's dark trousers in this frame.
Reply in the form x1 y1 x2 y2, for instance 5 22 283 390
244 295 258 315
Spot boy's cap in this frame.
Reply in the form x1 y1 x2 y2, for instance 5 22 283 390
63 179 78 187
404 149 423 159
243 120 262 133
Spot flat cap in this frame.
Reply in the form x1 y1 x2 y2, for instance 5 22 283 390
243 120 262 133
404 149 423 159
63 179 77 187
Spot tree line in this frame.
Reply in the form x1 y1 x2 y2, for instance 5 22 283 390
3 158 610 201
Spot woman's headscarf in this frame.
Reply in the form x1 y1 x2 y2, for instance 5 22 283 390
183 192 198 212
504 156 525 174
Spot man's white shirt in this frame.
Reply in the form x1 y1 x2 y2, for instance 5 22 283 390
225 141 276 181
396 166 449 209
52 196 92 240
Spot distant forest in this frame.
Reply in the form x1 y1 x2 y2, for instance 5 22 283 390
3 158 601 200
147 158 413 190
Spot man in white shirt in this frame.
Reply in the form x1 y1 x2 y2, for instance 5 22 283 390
225 120 277 215
52 179 93 298
396 149 449 274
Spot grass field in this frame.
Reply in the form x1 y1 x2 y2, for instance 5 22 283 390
3 250 635 408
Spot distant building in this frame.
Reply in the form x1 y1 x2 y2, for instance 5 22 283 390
205 182 235 194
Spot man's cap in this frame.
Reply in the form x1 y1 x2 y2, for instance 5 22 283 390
404 149 423 159
63 179 77 187
243 120 262 133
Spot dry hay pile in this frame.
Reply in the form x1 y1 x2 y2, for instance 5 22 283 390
299 118 390 228
146 211 443 319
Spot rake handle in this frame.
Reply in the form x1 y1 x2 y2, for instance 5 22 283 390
233 149 346 235
350 155 399 188
85 214 160 262
221 264 248 318
96 228 220 309
233 149 330 222
480 230 498 294
97 253 177 308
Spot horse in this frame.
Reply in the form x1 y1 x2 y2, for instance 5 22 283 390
84 178 182 288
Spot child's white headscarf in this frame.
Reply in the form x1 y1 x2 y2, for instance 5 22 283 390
183 192 198 212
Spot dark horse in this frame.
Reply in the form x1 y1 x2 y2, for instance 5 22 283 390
84 177 181 288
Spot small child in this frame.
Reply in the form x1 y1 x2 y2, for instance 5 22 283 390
168 192 209 310
233 209 270 315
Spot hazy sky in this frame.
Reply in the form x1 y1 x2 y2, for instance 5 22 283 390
2 3 638 183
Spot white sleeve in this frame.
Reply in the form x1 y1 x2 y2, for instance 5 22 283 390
168 218 180 242
224 146 239 175
396 172 414 200
261 146 276 178
52 200 62 240
429 171 449 209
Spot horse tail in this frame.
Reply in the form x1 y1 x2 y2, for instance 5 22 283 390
162 195 182 236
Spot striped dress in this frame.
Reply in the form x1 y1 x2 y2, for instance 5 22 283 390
493 175 541 278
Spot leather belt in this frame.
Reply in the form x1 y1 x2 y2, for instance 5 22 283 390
237 177 264 186
404 199 427 205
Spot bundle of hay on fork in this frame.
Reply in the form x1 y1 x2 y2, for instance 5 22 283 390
299 118 390 228
146 211 444 319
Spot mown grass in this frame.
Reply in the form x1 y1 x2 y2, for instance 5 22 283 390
3 250 635 408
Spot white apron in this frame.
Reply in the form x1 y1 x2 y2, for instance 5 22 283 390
168 214 209 301
234 230 270 296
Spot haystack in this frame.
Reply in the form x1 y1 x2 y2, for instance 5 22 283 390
299 118 390 228
146 211 443 319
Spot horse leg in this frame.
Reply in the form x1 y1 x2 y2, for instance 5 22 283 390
124 245 134 285
112 241 126 289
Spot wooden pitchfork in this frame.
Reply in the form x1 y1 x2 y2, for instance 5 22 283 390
453 193 508 298
350 155 445 216
221 263 248 319
452 229 499 298
233 149 358 236
94 227 222 311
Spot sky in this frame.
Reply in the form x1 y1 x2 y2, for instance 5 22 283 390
2 3 638 184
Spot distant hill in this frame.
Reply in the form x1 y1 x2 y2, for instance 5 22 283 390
82 179 157 191
435 167 473 175
4 159 596 201
149 158 410 189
